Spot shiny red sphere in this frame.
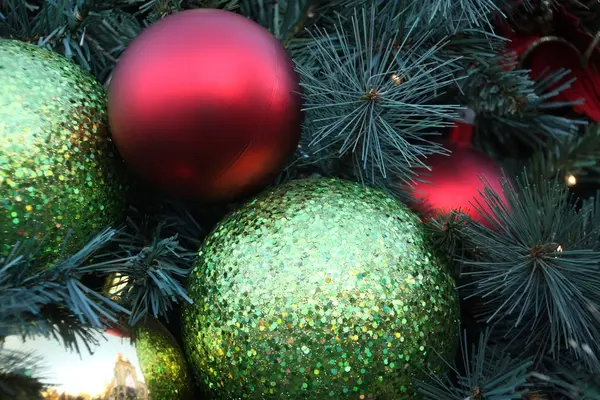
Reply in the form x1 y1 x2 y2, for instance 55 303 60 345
408 142 508 225
108 9 303 202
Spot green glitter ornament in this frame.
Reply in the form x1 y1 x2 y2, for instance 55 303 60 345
134 318 194 400
182 178 459 399
0 39 126 259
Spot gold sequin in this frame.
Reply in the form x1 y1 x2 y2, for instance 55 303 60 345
0 40 127 259
135 319 194 399
182 178 459 399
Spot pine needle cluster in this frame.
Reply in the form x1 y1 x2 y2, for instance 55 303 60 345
459 174 600 364
295 6 461 187
417 329 534 399
0 200 202 353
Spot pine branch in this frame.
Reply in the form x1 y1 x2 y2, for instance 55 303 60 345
0 0 240 82
106 232 195 326
319 0 511 30
238 0 319 45
1 202 200 348
314 0 508 87
582 192 600 251
99 205 201 326
80 7 144 82
0 0 32 39
550 374 600 400
0 0 143 81
0 348 47 400
404 0 509 29
423 210 472 277
524 124 600 186
0 229 131 348
533 352 600 400
464 57 585 149
587 190 600 225
323 3 585 153
417 329 534 399
138 0 239 23
439 28 506 72
459 174 600 364
295 5 462 186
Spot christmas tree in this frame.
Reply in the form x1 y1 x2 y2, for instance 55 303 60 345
2 0 600 399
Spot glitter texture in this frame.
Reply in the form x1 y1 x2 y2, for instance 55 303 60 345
182 178 459 399
0 39 126 259
135 319 194 399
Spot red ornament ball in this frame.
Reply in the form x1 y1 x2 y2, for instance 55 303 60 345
105 327 129 338
408 141 508 225
108 9 303 202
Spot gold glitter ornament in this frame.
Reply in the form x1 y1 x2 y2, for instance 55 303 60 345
134 318 195 399
0 39 126 259
182 178 459 399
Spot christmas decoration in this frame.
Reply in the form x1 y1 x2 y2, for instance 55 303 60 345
408 115 508 226
181 178 459 399
108 9 303 202
409 142 507 225
0 40 126 259
502 5 600 121
8 1 600 398
134 319 194 400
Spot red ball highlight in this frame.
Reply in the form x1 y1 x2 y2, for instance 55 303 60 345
409 142 508 226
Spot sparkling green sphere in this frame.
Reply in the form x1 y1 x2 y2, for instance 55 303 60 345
0 40 126 259
135 319 194 399
182 178 459 399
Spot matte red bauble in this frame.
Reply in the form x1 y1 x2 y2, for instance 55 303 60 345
408 141 507 225
108 9 303 202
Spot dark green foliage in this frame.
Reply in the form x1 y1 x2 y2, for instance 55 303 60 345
0 348 46 400
138 0 238 23
0 0 316 83
1 0 136 81
533 353 600 400
549 367 600 399
469 62 584 150
89 202 203 326
239 0 318 44
323 0 511 29
0 0 144 81
417 329 533 399
107 226 195 326
407 0 508 29
423 210 472 278
460 174 600 363
0 209 198 350
586 191 600 232
524 124 600 186
0 229 129 351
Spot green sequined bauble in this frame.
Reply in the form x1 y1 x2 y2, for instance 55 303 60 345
0 40 126 259
135 319 194 399
182 178 459 399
